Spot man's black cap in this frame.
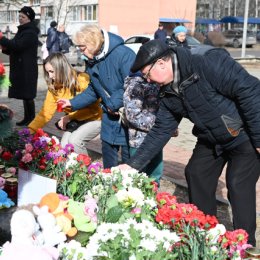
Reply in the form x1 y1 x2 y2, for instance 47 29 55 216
19 6 35 21
50 21 57 27
131 39 171 73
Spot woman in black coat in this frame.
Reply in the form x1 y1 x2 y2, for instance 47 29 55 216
0 6 39 126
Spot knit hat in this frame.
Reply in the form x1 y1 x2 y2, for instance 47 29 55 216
19 6 35 21
173 25 188 36
131 39 170 73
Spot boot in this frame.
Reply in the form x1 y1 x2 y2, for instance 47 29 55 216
16 100 35 126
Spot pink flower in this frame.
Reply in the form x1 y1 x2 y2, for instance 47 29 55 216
21 153 33 163
84 196 98 223
25 143 33 153
131 208 142 214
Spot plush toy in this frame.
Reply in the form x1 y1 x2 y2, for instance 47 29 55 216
68 199 97 233
10 209 42 246
0 243 59 260
39 192 77 237
0 189 15 209
84 195 98 223
0 176 5 189
33 205 67 247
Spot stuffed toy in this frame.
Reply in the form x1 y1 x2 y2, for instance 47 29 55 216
68 199 97 233
0 209 59 260
39 192 77 237
0 189 15 209
0 176 5 189
84 195 98 223
0 243 59 260
33 205 67 247
10 209 42 246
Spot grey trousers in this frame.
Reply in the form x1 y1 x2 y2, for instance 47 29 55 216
61 120 101 155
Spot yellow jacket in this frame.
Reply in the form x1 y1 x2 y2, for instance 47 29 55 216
28 73 102 133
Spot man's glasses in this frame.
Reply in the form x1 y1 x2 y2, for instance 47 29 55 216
142 61 156 80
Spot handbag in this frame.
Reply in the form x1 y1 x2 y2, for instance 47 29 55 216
55 119 86 132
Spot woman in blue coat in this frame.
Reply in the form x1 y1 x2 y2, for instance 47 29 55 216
59 25 136 168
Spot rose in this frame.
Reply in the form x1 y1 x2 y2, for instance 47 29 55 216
0 63 5 76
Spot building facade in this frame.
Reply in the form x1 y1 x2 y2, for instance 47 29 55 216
0 0 196 37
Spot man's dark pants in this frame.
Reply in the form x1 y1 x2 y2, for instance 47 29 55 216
185 139 260 246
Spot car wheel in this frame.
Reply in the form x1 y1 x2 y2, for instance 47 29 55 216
233 39 240 48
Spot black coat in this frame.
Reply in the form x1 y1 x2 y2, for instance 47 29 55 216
0 22 39 100
128 46 260 171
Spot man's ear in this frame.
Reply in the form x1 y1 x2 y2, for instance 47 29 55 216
157 59 165 69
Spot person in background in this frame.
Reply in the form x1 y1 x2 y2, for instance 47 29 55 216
123 76 163 184
58 24 136 168
57 24 72 55
28 53 102 155
166 25 189 48
128 39 260 246
154 23 167 42
0 6 39 126
46 20 59 55
41 37 49 60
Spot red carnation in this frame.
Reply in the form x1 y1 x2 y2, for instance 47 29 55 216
77 154 91 166
1 151 13 161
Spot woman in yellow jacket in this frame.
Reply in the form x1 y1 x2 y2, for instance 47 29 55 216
28 53 102 155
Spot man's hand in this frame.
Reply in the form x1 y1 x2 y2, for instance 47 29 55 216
57 99 71 108
256 148 260 154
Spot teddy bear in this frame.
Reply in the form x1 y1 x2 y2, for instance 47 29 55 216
0 189 15 209
10 209 42 246
38 192 77 237
0 208 60 260
33 205 67 247
68 199 97 233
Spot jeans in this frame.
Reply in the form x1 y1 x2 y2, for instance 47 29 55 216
61 120 101 155
102 140 129 169
130 147 163 184
185 139 260 246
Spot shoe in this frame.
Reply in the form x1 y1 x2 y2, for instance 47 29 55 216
16 119 32 126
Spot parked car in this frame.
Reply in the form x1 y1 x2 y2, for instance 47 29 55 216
222 29 256 48
124 34 202 53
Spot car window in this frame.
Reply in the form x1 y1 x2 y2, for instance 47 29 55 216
125 37 138 44
186 35 201 45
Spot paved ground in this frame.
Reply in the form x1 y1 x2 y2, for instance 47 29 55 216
1 63 260 246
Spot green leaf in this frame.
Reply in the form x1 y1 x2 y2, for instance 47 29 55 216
71 231 93 247
106 206 123 223
106 195 119 208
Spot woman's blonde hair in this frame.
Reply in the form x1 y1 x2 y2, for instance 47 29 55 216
43 53 79 95
73 24 104 55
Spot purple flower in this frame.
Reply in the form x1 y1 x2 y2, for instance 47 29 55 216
87 162 102 174
64 143 74 154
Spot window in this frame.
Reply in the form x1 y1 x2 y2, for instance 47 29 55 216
41 6 54 18
32 0 40 5
3 10 19 22
71 4 97 21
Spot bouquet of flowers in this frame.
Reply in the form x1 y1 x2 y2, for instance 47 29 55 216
155 192 252 259
0 130 254 260
0 62 10 90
